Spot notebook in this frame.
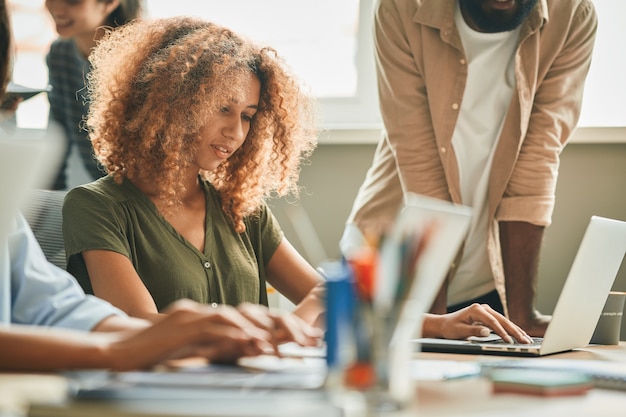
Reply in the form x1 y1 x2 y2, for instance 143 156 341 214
416 215 626 357
480 358 626 391
1 81 51 109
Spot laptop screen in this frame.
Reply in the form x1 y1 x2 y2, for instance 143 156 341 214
0 128 63 241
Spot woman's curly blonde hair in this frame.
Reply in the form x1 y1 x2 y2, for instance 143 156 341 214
86 17 318 233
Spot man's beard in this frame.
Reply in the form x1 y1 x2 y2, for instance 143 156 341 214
460 0 539 33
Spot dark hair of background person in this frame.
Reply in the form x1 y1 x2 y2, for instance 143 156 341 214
105 0 142 27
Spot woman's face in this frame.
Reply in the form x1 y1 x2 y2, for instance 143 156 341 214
194 72 261 173
45 0 116 39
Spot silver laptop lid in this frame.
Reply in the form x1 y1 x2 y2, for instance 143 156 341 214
540 216 626 355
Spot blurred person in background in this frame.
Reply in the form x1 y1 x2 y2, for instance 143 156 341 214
45 0 142 190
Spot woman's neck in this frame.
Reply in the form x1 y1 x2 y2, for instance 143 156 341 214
131 169 203 206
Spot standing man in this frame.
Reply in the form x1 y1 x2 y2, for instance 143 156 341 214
341 0 597 336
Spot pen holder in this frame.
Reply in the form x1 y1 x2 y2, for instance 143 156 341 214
320 259 414 413
345 295 416 412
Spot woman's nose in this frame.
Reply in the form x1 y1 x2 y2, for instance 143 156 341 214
223 118 245 142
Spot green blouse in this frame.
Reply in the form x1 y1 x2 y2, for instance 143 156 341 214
62 176 283 310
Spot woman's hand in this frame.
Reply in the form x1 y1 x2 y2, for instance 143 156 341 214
99 299 324 370
292 282 326 329
423 303 533 344
97 300 271 369
236 302 323 354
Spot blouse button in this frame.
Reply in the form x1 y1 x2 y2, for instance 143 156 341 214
451 103 459 110
211 302 218 308
459 58 466 65
204 261 211 269
440 146 447 154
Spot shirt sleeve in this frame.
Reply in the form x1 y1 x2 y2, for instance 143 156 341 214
246 203 284 267
63 185 131 258
373 0 450 202
62 184 132 290
496 1 598 225
8 213 125 330
243 203 283 307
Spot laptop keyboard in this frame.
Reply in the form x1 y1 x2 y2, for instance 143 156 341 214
478 337 543 346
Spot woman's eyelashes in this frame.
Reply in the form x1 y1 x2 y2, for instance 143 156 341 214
219 105 256 123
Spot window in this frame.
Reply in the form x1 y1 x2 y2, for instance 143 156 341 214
577 0 625 128
145 0 626 130
8 0 381 130
145 0 381 129
7 0 54 128
6 0 625 134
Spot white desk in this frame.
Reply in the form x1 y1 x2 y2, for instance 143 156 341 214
4 343 626 417
397 344 626 417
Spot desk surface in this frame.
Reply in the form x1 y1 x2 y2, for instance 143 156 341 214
388 343 626 417
5 343 626 417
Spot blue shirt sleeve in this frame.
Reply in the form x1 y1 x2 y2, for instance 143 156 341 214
1 213 125 330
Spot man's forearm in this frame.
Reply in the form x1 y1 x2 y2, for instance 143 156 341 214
429 278 448 315
499 220 545 326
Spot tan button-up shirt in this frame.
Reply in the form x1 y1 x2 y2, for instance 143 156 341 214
347 0 597 309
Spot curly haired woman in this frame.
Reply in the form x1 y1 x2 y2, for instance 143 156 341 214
0 3 320 371
62 16 324 327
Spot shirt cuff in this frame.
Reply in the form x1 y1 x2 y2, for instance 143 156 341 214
495 195 555 227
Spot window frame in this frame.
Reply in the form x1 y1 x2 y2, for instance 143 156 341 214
316 0 382 130
7 0 626 142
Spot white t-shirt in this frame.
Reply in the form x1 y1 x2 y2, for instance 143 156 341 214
447 3 520 305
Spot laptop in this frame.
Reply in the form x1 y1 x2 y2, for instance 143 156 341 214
0 129 61 242
416 215 626 357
